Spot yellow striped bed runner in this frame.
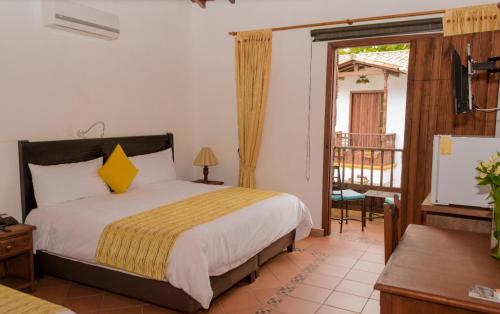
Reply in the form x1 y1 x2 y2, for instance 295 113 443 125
0 284 68 314
95 187 280 280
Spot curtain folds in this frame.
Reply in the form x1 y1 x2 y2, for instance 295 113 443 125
444 3 500 36
235 29 272 188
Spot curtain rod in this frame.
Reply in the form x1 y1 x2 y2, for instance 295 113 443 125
228 9 447 36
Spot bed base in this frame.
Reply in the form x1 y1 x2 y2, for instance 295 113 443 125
36 229 296 313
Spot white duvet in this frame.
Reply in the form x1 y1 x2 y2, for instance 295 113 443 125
25 180 312 308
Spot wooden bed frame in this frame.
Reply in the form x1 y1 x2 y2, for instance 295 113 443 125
18 133 295 313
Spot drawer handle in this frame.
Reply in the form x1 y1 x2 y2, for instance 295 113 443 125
5 245 12 250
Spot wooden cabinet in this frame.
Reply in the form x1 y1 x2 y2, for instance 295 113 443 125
0 224 36 291
421 194 491 234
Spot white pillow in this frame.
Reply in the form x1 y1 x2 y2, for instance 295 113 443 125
29 157 110 208
129 148 176 187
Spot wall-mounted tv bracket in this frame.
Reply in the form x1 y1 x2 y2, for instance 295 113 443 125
467 43 500 112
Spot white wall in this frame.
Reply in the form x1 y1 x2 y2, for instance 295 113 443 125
497 113 500 137
0 0 194 220
1 0 495 226
336 72 408 149
190 0 494 228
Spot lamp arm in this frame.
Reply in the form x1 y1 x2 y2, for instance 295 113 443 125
77 121 106 138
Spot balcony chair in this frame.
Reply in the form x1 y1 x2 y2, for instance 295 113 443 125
331 165 366 233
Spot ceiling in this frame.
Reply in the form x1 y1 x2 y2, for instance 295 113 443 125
191 0 235 9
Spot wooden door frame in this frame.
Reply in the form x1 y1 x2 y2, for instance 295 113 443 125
348 90 385 134
321 33 440 236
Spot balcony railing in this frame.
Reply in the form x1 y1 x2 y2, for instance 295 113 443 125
335 132 396 167
333 133 402 192
335 132 396 149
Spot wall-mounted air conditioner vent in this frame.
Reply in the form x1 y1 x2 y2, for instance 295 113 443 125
43 0 120 40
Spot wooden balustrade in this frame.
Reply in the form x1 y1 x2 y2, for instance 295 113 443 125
335 132 396 149
333 146 403 192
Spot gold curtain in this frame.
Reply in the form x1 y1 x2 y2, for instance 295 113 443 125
443 3 500 36
235 29 272 188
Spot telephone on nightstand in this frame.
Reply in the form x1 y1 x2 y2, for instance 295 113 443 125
0 213 18 232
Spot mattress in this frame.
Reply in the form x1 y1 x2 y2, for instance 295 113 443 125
25 180 312 308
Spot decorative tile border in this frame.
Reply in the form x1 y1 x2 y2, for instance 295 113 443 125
254 230 384 314
255 249 329 313
328 231 382 245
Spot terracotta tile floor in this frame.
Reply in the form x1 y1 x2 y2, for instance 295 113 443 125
30 220 384 314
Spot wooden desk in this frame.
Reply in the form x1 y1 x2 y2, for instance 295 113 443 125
375 225 500 314
422 194 491 234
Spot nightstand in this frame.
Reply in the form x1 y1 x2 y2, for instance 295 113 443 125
0 224 36 291
192 179 224 185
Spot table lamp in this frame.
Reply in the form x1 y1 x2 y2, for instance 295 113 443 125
194 147 218 182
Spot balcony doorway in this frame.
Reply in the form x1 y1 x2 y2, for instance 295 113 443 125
323 40 409 242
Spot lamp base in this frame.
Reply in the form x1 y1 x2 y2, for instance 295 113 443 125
203 166 209 182
192 179 224 185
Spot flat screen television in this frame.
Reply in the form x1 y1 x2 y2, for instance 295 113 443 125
451 48 471 114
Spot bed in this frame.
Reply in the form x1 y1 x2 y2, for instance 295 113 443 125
0 284 75 314
18 134 312 313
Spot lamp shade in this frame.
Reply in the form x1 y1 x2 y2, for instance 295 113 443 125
193 147 218 167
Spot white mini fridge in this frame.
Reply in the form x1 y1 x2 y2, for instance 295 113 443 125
431 135 500 208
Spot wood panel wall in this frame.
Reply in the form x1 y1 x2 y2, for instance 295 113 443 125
400 31 500 231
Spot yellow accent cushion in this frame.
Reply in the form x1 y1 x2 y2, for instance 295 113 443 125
99 144 138 193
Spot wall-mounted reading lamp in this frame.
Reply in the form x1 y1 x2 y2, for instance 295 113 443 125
77 121 106 138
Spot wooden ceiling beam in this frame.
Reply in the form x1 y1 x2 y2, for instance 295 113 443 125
338 69 385 78
338 68 401 77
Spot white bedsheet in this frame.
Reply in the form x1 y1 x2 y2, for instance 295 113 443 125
25 180 312 308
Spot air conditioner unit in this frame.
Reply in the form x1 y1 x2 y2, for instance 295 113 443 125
42 0 120 40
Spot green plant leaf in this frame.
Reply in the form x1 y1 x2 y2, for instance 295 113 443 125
339 44 410 55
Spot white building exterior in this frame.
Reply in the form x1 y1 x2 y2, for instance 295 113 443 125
336 73 408 149
334 50 408 188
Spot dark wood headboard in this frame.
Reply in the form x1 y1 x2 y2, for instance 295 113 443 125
18 133 174 221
